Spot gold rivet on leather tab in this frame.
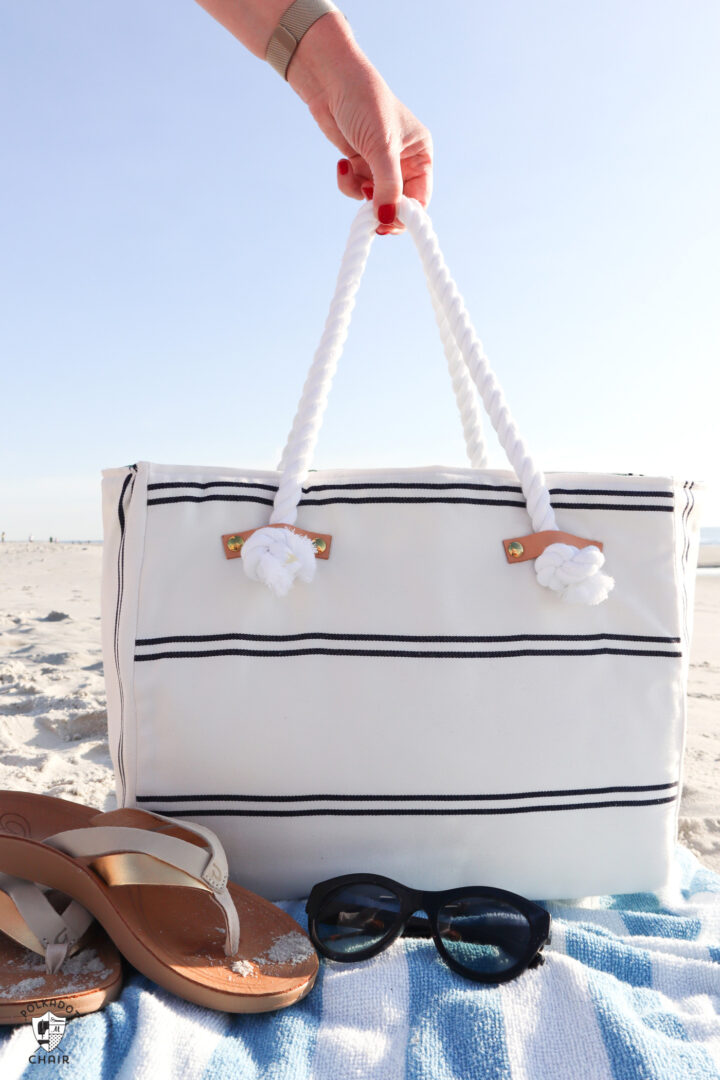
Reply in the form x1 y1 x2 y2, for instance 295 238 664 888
227 535 244 553
312 537 327 553
507 541 524 558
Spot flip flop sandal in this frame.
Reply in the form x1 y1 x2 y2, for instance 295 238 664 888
0 791 318 1014
0 871 123 1025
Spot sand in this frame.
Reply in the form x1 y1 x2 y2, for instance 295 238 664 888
0 541 718 875
677 568 720 866
0 543 113 812
699 545 720 569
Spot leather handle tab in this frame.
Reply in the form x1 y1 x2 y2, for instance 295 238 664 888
222 524 332 560
503 531 603 564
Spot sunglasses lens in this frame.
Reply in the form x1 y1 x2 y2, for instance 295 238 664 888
313 883 403 957
438 897 532 976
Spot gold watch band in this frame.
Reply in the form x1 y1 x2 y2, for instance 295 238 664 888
266 0 342 80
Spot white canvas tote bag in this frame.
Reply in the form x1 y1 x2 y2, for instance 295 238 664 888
101 196 702 901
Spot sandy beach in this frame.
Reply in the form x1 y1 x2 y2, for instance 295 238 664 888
1 541 718 875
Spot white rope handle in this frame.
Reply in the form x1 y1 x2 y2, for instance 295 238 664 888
275 203 376 480
404 197 557 535
428 279 488 470
276 201 488 478
273 197 552 529
244 197 613 604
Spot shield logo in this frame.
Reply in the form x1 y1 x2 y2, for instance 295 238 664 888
31 1011 67 1052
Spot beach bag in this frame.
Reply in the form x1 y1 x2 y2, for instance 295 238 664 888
101 196 702 901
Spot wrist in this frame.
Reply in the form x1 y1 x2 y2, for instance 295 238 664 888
286 12 367 104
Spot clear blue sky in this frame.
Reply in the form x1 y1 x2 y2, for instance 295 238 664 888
1 0 718 539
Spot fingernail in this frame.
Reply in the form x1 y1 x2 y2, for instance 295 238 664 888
361 184 374 200
378 204 396 225
338 160 350 175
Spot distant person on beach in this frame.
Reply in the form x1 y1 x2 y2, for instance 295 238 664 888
194 1 433 234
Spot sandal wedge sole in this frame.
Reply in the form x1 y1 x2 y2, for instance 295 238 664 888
0 921 123 1025
0 792 317 1014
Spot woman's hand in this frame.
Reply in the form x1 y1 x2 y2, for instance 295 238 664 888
289 14 433 234
193 2 433 233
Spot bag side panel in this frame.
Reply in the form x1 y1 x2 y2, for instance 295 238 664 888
671 479 704 843
100 463 148 808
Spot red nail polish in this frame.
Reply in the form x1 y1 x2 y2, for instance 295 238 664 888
378 204 396 225
361 184 374 200
338 160 350 175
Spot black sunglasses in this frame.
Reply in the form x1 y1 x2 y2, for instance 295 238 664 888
305 874 551 984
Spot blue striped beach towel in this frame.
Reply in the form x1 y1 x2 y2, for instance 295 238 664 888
2 844 720 1079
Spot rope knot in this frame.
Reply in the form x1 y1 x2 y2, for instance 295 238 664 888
534 543 614 606
241 527 316 597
